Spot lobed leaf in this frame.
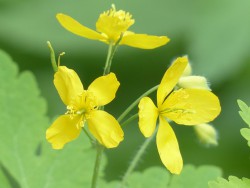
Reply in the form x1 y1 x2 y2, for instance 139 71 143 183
238 100 250 127
127 166 170 188
0 49 103 187
111 165 222 188
168 165 222 188
237 100 250 146
208 176 250 188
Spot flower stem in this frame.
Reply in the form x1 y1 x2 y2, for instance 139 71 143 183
91 40 120 188
120 129 157 188
103 34 123 75
120 113 138 127
118 84 159 123
82 127 95 146
103 42 118 75
91 143 104 188
103 43 114 75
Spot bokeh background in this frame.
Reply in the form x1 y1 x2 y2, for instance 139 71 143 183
1 0 250 182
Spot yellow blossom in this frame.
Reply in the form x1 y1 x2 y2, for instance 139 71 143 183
138 56 221 174
56 4 169 49
46 66 124 149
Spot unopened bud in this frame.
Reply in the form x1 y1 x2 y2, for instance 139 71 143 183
182 62 192 77
178 76 211 90
194 123 218 146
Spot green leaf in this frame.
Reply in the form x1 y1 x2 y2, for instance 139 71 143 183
168 165 222 188
208 176 250 188
115 165 222 188
127 166 170 188
0 49 103 187
238 99 250 127
237 100 250 146
0 166 12 188
240 128 250 147
100 180 120 188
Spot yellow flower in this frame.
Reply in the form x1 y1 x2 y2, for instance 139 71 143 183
56 4 169 49
138 57 221 174
46 66 124 149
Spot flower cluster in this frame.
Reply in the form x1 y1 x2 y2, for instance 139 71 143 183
47 4 221 178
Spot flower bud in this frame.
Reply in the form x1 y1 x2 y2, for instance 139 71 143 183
194 123 218 146
182 62 192 76
178 76 211 90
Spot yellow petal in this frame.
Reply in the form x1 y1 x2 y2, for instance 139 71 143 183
138 97 159 137
156 116 183 174
87 110 124 148
157 57 188 107
120 34 170 49
56 13 106 41
160 89 221 125
54 66 84 106
46 115 82 149
88 73 120 106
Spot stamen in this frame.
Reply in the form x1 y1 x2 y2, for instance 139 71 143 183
76 109 86 115
66 105 74 114
111 4 116 12
65 105 78 119
58 52 65 66
76 120 85 129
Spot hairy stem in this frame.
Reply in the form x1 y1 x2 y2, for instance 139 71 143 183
120 113 138 127
91 40 120 187
120 130 157 187
118 85 159 123
91 144 104 188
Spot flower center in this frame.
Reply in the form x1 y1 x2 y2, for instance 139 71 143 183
66 91 98 128
96 4 135 43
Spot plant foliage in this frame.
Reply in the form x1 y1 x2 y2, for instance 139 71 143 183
238 99 250 146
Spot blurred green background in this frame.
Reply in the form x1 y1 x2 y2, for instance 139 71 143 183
1 0 250 183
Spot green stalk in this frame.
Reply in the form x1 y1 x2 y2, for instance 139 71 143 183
103 43 114 75
91 144 104 188
120 113 138 127
117 85 159 123
117 85 160 187
82 127 95 146
120 129 157 188
91 40 120 188
103 35 123 75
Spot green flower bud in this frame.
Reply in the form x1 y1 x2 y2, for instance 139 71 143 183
182 62 192 76
194 123 218 146
178 76 211 90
